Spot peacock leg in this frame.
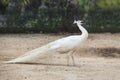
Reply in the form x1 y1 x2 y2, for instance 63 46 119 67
66 51 75 66
71 53 75 66
70 51 75 66
66 54 70 66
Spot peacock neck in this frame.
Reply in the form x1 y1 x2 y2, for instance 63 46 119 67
77 23 88 39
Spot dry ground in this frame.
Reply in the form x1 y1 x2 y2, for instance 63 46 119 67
0 33 120 80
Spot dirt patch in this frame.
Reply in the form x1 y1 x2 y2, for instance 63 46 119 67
0 33 120 59
92 47 120 57
0 33 120 80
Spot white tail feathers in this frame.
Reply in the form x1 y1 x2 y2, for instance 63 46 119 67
5 45 54 63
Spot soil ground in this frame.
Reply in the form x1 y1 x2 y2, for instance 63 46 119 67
0 33 120 80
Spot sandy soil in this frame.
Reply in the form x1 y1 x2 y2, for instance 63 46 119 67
0 33 120 80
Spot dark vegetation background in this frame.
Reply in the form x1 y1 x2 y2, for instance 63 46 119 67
0 0 120 33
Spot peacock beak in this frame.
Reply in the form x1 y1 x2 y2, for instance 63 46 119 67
73 20 77 24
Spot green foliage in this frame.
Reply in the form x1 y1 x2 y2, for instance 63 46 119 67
96 0 120 9
0 0 67 33
78 0 96 12
78 0 91 12
1 0 9 5
25 0 67 33
86 9 120 32
0 0 120 33
1 0 30 5
82 0 120 32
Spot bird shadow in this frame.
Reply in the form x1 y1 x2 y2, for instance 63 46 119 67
7 62 80 67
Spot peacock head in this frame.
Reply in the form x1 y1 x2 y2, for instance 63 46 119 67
73 20 82 25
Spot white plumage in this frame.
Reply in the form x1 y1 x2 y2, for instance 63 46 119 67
4 20 88 65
